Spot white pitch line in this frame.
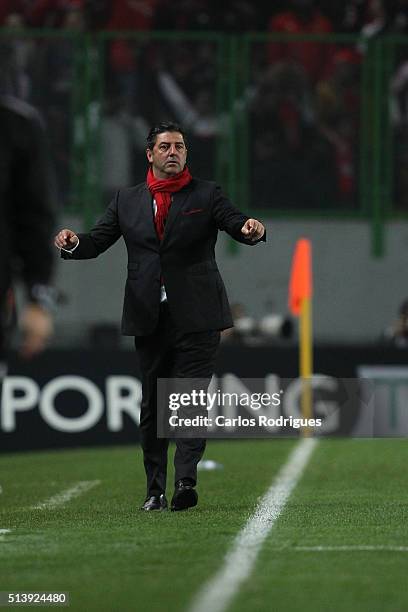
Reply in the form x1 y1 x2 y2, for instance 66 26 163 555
30 480 101 510
294 545 408 552
189 437 318 612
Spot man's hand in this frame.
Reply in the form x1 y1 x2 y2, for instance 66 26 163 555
54 229 79 250
20 304 53 359
241 218 265 241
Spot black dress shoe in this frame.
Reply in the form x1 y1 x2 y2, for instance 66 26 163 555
140 494 168 511
171 479 198 511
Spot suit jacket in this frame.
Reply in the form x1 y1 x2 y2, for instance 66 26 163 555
62 178 266 335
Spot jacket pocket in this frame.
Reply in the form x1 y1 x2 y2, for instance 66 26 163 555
182 208 204 215
188 260 217 275
127 262 139 279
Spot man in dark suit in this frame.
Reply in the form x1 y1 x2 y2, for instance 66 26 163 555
0 95 56 368
55 121 265 511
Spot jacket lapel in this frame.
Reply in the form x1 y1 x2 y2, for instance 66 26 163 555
161 184 192 245
141 185 160 247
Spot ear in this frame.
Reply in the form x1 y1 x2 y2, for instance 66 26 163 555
146 148 153 163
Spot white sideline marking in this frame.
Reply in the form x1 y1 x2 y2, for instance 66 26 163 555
294 545 408 552
0 484 3 494
189 437 317 612
30 480 101 510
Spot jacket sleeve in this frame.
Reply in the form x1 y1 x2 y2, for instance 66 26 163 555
211 185 266 246
61 191 122 260
12 107 56 288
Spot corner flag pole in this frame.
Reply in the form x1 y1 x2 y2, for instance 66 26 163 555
288 239 313 436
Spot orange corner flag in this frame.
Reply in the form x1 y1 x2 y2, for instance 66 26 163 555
288 238 312 316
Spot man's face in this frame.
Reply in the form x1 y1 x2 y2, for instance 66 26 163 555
147 131 187 179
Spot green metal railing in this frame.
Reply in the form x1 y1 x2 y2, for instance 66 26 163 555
1 29 407 257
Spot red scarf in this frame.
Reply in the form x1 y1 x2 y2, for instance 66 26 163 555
146 166 192 240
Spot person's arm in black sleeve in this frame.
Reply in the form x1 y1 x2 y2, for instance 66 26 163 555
4 100 56 357
11 107 56 303
211 185 266 245
59 191 122 260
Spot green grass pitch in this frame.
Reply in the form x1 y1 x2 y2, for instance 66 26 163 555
0 439 407 612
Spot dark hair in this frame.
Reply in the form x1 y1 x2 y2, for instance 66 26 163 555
146 121 187 150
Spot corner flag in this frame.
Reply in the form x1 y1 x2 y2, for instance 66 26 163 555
288 238 312 316
288 239 313 434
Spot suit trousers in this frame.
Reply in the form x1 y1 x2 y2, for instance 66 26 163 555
134 301 220 497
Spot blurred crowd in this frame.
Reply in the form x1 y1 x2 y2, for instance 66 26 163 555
1 0 408 210
1 0 407 34
221 302 294 346
383 298 408 347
